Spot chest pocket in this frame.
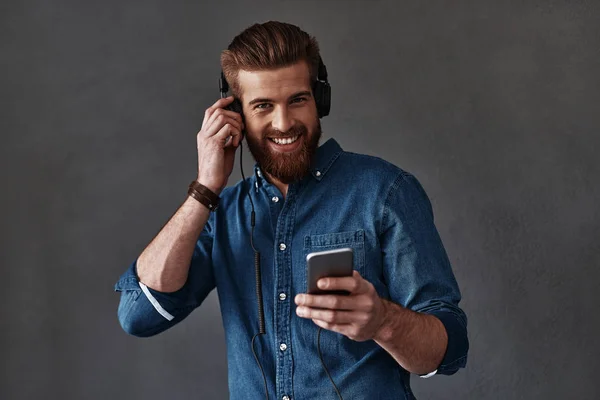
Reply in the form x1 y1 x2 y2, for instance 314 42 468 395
301 229 366 292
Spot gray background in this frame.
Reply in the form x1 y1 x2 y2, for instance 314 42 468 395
1 0 599 399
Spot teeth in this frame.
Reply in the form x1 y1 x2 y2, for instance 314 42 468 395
271 135 300 145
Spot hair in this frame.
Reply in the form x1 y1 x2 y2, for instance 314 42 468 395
220 21 321 98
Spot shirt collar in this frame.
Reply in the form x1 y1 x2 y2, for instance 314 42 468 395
253 138 343 183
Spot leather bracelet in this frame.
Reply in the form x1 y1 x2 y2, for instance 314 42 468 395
188 181 220 211
188 187 218 211
189 181 220 204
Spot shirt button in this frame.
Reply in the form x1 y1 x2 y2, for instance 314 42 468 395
279 243 287 251
315 170 321 177
282 396 290 400
272 196 279 203
279 343 287 351
279 293 287 301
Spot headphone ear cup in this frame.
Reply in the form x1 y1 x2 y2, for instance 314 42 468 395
313 81 331 118
225 98 243 115
231 98 243 115
227 99 245 141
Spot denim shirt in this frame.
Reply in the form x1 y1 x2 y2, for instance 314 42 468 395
114 138 468 400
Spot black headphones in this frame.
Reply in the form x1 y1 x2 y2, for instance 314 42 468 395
219 55 331 118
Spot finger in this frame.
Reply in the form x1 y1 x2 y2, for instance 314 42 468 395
209 96 235 113
208 108 244 127
311 318 351 335
203 97 233 125
295 293 354 310
203 115 242 139
205 103 243 127
296 307 358 324
202 101 244 127
202 108 211 127
207 113 243 136
206 109 243 132
317 270 367 294
213 123 241 146
224 131 241 148
233 129 245 148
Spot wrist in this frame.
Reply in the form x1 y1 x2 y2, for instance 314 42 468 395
188 180 221 212
373 299 394 343
373 299 413 344
196 179 223 196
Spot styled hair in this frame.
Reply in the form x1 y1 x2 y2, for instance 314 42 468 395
220 21 321 98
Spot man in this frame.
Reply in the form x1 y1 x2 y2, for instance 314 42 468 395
115 21 468 399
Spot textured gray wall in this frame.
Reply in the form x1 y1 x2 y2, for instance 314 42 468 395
2 0 599 399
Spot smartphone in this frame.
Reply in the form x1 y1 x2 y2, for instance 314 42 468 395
306 247 353 295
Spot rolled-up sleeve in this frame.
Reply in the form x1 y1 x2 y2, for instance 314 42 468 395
114 214 216 337
379 171 469 375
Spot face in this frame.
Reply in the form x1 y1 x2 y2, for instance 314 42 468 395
237 61 322 184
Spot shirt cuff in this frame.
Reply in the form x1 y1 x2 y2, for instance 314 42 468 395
422 309 469 376
114 260 192 319
139 281 174 321
114 261 140 291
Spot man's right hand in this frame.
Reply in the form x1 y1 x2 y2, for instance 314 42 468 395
196 96 244 194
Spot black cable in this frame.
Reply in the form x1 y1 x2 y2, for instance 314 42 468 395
317 327 343 400
239 140 268 400
251 332 268 400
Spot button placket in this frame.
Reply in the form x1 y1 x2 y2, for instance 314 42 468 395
274 184 299 400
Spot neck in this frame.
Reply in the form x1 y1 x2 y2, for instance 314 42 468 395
263 171 289 199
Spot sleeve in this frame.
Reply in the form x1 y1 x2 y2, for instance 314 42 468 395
114 213 217 337
379 171 469 376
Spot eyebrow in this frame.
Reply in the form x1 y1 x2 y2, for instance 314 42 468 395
248 91 312 106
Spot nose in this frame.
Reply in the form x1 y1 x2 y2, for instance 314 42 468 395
271 105 294 133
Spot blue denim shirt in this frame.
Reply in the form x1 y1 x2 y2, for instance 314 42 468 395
114 138 468 399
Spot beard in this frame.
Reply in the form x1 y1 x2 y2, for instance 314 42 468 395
245 118 322 184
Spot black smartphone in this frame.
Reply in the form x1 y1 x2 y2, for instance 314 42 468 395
306 247 353 295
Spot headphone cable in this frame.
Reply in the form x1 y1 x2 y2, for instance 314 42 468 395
317 327 343 399
239 140 269 400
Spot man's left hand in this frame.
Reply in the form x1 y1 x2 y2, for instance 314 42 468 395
294 270 388 341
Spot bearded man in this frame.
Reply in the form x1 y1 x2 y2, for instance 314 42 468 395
115 20 468 400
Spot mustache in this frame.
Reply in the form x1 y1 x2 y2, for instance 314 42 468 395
264 124 308 139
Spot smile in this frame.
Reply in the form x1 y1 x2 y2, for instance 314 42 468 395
269 134 301 145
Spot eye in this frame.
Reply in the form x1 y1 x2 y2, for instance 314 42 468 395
255 103 271 110
291 97 307 104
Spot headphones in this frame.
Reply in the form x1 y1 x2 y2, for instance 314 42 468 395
219 55 331 118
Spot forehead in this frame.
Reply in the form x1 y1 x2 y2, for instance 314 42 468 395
238 61 311 102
